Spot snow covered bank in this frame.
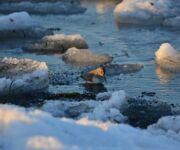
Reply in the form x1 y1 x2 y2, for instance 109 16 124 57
114 0 180 27
155 43 180 72
0 104 180 150
0 57 48 96
62 47 113 66
0 12 52 39
23 34 88 54
0 1 86 15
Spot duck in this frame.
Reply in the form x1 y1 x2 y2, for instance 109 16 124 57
155 43 180 72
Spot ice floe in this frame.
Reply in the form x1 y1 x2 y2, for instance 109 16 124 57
155 43 180 72
0 0 86 15
23 34 88 54
0 12 52 39
114 0 180 27
0 104 180 150
62 47 113 66
0 57 48 96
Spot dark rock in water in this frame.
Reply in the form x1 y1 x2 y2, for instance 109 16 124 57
141 92 156 97
47 27 61 31
23 34 88 54
122 98 172 128
65 103 91 118
0 92 47 107
105 64 143 76
45 92 96 101
98 41 104 46
0 1 86 15
0 27 52 40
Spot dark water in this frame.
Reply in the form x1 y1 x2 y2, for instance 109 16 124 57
0 0 179 104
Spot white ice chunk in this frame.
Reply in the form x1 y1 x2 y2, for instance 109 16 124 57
0 12 52 39
148 115 180 141
63 47 112 66
0 104 180 150
0 57 49 96
0 11 38 30
114 0 180 26
23 34 88 54
155 43 180 72
86 90 127 122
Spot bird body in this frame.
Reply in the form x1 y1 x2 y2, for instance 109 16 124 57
81 67 106 83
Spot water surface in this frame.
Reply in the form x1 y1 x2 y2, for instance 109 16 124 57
0 0 179 103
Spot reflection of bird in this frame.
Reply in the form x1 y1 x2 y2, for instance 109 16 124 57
81 66 107 83
155 43 180 72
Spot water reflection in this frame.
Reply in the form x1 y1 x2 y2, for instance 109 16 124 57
81 0 118 14
156 66 175 84
83 83 107 94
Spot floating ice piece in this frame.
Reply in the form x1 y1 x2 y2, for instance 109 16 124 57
155 43 180 72
63 47 113 66
23 34 88 54
0 57 49 96
0 11 37 30
114 0 180 26
0 1 86 15
0 12 52 39
1 104 180 150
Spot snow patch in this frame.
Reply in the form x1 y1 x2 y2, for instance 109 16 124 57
42 91 127 123
148 115 180 141
0 104 180 150
27 136 63 150
86 90 127 122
